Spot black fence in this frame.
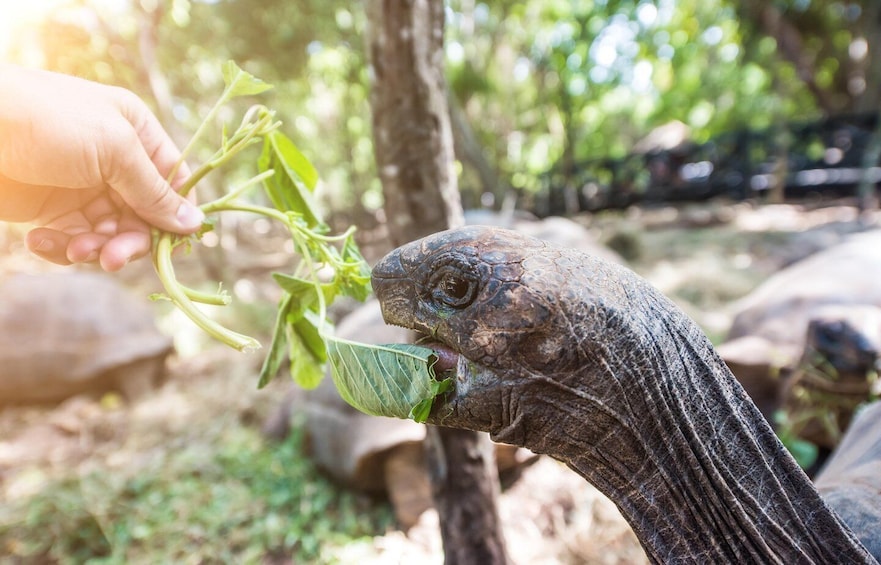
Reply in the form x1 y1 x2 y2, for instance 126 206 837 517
530 113 881 217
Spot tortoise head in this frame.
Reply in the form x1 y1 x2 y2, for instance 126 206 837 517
805 315 880 376
371 225 651 439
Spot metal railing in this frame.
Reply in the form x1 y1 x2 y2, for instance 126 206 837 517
530 113 881 216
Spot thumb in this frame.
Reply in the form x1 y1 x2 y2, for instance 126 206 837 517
101 92 204 233
109 158 205 233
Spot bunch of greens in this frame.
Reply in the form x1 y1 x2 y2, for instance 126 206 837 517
151 62 451 422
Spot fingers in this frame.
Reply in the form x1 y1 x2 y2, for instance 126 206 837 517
26 227 151 272
101 90 204 234
25 227 74 266
99 231 152 272
98 206 154 271
126 97 192 188
26 201 153 271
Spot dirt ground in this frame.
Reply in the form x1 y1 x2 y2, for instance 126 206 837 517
0 199 877 563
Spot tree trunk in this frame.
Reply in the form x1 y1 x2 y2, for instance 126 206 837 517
366 0 463 245
425 427 508 564
364 2 508 564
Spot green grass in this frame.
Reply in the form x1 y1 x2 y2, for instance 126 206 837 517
0 421 394 564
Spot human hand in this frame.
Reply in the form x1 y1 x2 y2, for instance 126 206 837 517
0 64 204 271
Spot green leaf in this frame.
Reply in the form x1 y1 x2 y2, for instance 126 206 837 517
337 272 371 303
326 338 452 421
287 317 326 389
270 130 319 191
337 235 372 301
272 273 316 297
408 378 454 422
272 273 320 313
258 131 323 227
272 273 338 317
290 311 328 363
258 294 294 388
221 60 273 98
258 298 331 390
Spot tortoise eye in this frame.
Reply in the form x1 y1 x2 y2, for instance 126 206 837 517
430 267 478 309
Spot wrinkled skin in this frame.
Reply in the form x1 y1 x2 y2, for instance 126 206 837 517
372 225 878 565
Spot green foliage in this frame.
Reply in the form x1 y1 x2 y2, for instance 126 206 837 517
221 60 274 98
0 424 394 564
327 340 453 422
15 0 862 218
446 0 824 202
259 130 323 228
147 62 372 393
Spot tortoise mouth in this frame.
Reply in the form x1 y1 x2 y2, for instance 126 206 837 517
413 334 460 374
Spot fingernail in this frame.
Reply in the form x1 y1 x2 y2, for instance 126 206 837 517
176 202 205 230
34 239 55 253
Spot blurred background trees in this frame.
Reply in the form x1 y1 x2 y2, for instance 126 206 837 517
3 0 877 232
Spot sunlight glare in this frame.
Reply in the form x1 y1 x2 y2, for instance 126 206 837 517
0 1 65 63
0 0 127 65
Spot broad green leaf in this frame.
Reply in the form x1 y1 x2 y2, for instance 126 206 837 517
326 338 452 422
272 272 316 296
221 60 273 98
268 130 319 191
258 294 293 388
259 131 323 227
408 378 454 422
258 297 330 390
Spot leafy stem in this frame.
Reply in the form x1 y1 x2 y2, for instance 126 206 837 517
166 62 273 184
150 61 371 390
153 231 260 352
201 170 276 212
175 107 279 199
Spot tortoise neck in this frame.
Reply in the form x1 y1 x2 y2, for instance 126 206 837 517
506 296 874 564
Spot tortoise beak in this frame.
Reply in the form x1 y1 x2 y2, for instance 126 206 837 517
372 250 416 330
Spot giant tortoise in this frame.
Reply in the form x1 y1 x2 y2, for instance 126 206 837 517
717 230 881 453
370 225 881 563
0 272 173 404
